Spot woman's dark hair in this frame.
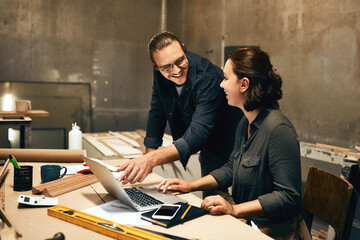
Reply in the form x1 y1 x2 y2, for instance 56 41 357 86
148 31 186 64
229 48 282 111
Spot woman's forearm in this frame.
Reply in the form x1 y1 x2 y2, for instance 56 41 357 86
190 175 220 191
232 199 264 218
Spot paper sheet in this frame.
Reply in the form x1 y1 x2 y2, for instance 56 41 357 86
82 200 152 226
65 164 123 176
65 165 88 175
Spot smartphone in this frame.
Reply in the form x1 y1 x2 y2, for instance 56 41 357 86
152 204 181 220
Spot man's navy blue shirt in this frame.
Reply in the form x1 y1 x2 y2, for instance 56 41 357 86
144 51 242 168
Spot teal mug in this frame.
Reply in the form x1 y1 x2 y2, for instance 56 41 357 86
40 165 67 183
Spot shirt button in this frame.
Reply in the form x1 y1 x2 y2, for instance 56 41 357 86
234 151 240 158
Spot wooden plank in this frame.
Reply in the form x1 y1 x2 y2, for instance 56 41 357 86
0 208 22 238
135 129 146 138
32 174 81 193
82 135 119 156
98 139 142 157
316 143 360 159
135 130 173 148
45 175 98 197
43 176 98 197
0 159 10 181
122 132 146 154
83 131 173 158
109 131 141 148
0 159 10 209
316 143 350 153
0 110 49 118
32 173 98 197
33 174 95 193
0 174 5 208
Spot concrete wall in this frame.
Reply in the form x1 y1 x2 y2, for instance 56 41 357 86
0 0 161 136
0 0 359 148
167 0 360 148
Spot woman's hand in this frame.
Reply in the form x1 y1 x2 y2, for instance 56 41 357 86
201 195 234 215
157 178 193 193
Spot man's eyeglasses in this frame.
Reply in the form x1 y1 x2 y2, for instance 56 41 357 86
157 56 187 73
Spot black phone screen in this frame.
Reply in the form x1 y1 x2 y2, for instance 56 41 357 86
154 205 180 216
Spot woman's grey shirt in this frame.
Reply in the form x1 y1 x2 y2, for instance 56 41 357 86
210 106 304 225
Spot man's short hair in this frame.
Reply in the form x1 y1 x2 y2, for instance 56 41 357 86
148 31 186 64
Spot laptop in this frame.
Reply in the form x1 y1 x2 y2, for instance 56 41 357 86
81 156 187 212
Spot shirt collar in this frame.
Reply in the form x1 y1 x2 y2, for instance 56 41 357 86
250 102 279 130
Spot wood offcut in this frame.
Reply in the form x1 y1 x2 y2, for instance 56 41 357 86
316 143 360 160
32 173 98 197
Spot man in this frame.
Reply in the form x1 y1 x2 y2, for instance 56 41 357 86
119 31 242 198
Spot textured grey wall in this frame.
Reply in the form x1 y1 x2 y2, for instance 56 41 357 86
167 0 360 148
0 0 359 148
0 0 161 134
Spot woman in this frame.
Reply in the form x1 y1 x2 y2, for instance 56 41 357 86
157 48 310 239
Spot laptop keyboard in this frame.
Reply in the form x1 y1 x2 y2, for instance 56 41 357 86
124 188 164 207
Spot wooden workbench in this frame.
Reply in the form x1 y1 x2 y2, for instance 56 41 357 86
1 160 272 240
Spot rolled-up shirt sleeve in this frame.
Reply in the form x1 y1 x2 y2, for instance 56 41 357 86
209 148 237 189
257 124 302 219
210 160 234 190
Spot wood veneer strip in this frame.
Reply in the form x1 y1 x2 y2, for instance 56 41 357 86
44 174 96 192
32 174 83 193
43 175 98 197
32 174 97 195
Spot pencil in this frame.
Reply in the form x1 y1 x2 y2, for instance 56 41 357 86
9 155 20 169
180 205 191 220
10 155 30 185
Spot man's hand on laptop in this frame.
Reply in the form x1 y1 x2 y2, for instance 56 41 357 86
118 145 181 184
117 154 154 184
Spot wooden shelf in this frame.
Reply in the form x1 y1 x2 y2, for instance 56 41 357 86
0 110 49 118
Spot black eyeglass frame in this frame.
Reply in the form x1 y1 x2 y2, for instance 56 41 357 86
157 55 188 73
